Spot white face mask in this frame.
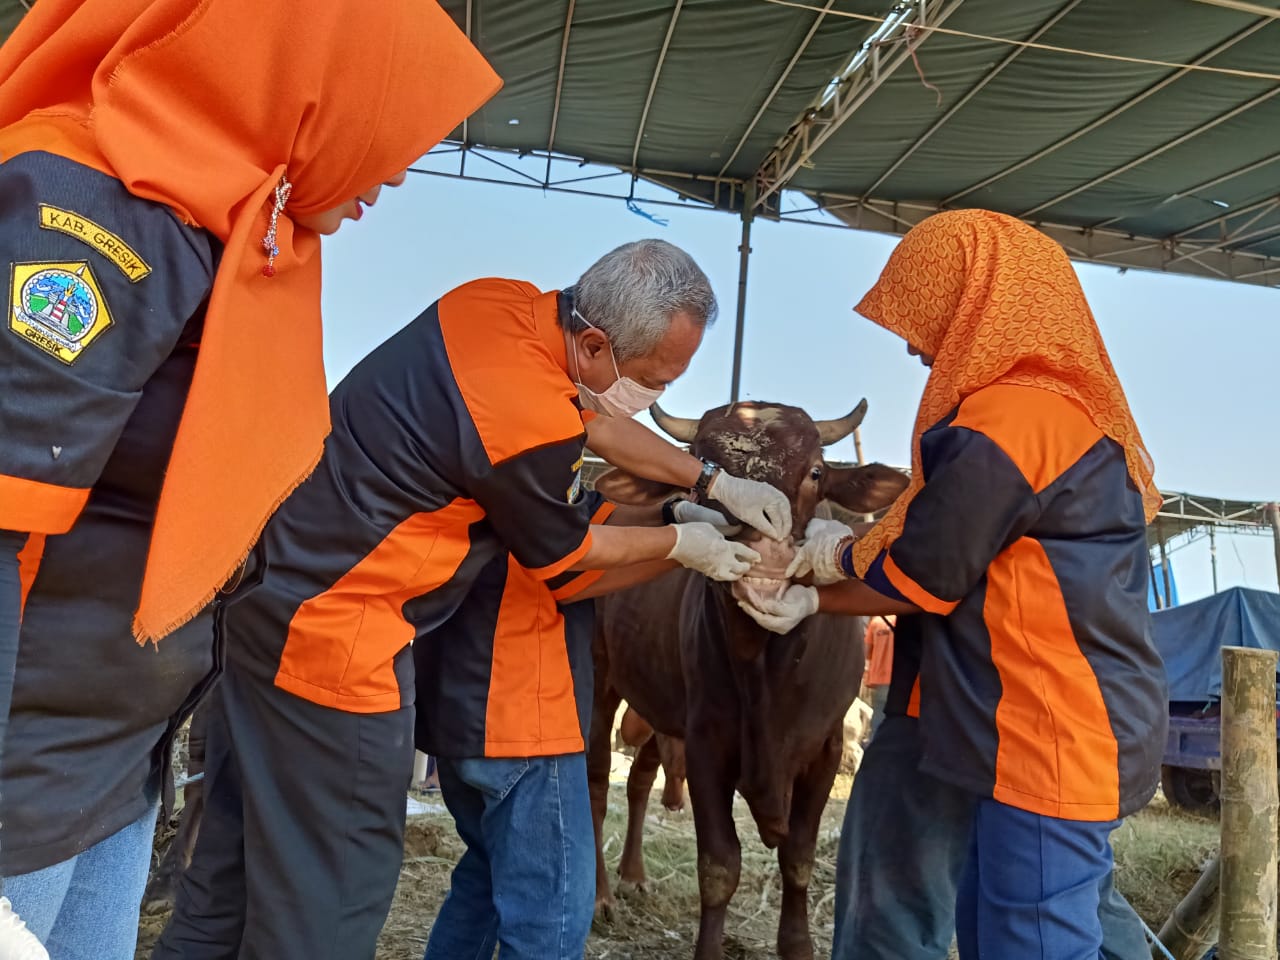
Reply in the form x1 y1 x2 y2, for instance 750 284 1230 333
571 308 664 419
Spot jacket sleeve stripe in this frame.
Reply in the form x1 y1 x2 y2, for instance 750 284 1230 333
0 473 89 534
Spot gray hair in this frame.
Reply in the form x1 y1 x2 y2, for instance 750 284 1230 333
569 239 718 362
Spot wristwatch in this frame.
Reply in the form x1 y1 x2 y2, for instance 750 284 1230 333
693 457 720 502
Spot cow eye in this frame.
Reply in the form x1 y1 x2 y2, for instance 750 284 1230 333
809 466 823 481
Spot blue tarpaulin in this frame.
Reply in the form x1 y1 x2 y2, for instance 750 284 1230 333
1151 587 1280 702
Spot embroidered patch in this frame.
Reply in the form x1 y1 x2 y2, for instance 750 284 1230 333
8 261 114 364
567 453 585 504
38 204 152 282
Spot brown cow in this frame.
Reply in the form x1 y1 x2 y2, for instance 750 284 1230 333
588 400 907 960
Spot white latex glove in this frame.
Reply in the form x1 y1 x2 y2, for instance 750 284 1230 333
707 471 792 541
785 517 856 585
738 584 820 634
671 499 743 536
667 522 761 582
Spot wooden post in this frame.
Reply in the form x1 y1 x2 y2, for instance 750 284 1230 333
852 425 866 466
1218 646 1279 960
1154 853 1219 960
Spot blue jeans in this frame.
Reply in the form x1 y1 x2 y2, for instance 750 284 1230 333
868 685 890 737
957 798 1119 960
832 715 1148 960
424 754 595 960
4 801 159 960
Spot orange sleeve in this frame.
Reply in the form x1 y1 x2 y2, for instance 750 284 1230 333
0 474 89 534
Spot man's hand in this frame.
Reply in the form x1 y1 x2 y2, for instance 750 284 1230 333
707 471 792 541
785 517 855 585
671 499 742 536
667 522 760 581
737 584 819 634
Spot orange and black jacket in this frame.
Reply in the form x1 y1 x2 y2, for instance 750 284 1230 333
1 152 219 876
415 492 615 759
858 384 1167 821
221 279 594 715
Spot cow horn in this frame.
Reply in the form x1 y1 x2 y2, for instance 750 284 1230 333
649 401 699 444
814 399 869 446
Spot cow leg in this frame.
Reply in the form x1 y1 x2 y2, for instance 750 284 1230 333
616 732 660 901
687 742 740 960
618 735 661 893
588 683 623 919
777 726 842 960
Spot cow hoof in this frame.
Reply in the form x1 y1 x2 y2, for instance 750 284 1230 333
778 935 814 960
617 878 647 897
593 895 617 923
140 879 177 915
140 894 174 915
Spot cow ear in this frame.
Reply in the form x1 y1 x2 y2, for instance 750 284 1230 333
593 468 682 506
823 463 910 515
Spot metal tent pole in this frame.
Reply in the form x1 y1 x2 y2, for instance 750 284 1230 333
1267 503 1280 590
1210 525 1220 594
1158 521 1174 606
1148 549 1165 610
729 182 755 404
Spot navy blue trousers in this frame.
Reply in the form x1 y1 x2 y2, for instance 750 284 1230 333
832 715 1148 960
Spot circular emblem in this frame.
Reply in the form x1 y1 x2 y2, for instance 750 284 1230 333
19 265 99 348
8 260 114 365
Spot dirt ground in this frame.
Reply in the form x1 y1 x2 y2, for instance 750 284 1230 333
134 759 1217 960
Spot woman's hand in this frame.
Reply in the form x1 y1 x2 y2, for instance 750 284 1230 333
785 517 856 585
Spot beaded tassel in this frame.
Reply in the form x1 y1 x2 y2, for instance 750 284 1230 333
261 174 292 278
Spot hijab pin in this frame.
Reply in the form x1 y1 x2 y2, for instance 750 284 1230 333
261 173 293 278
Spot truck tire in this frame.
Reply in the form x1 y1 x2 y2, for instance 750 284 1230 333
1161 764 1220 814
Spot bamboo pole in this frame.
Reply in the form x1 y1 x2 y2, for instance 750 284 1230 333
1154 854 1219 960
1218 646 1279 960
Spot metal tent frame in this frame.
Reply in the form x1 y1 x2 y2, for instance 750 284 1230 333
422 0 1280 401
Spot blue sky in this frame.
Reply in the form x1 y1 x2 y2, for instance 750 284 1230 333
316 166 1280 603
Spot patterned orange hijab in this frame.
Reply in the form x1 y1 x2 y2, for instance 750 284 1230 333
0 0 500 641
851 209 1159 576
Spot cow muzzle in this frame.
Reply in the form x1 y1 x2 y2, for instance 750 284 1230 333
730 535 797 610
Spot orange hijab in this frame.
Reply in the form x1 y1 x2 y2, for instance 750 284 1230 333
851 209 1159 576
0 0 500 641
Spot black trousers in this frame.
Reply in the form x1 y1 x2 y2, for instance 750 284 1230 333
152 658 413 960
